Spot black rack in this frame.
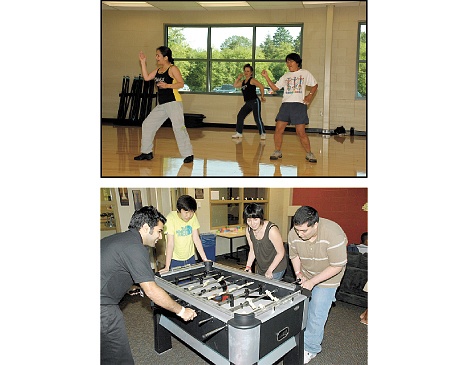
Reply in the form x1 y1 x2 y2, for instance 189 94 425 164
116 75 156 126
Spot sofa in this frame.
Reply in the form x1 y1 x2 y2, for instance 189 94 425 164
335 251 368 307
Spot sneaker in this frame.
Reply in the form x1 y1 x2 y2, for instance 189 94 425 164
304 351 316 364
183 155 194 163
134 152 153 160
260 133 266 140
305 152 317 163
269 150 282 160
232 132 243 138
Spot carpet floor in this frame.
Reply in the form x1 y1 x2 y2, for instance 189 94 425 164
121 280 367 365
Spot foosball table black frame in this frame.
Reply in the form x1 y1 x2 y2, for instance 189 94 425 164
151 262 310 365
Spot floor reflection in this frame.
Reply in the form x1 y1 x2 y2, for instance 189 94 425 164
102 125 367 177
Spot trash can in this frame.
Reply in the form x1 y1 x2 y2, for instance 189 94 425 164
200 233 216 262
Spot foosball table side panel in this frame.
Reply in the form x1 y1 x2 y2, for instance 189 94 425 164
158 314 230 365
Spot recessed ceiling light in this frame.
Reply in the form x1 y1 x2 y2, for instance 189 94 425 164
103 1 153 7
197 2 250 7
303 1 343 4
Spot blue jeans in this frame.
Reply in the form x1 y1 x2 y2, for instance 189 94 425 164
304 286 337 355
272 269 285 280
170 255 196 269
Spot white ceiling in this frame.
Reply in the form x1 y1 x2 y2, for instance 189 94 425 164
102 1 363 11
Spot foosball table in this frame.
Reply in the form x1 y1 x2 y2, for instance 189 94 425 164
151 262 310 365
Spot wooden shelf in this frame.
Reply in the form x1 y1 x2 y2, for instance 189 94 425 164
209 188 269 229
100 188 121 233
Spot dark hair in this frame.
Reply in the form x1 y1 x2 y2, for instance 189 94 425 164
361 232 368 244
243 64 253 72
176 195 197 212
243 203 264 224
292 206 319 227
156 46 175 64
285 53 302 68
128 206 166 231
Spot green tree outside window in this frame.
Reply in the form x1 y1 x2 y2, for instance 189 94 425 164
167 25 302 94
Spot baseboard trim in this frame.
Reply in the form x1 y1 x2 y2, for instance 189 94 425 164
102 118 366 136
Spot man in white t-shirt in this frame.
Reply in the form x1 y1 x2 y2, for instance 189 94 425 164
261 53 319 162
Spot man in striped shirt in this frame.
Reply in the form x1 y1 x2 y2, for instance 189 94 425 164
288 206 348 364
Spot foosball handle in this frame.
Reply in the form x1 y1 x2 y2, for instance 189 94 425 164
301 288 312 298
204 260 213 272
201 324 227 341
198 316 213 326
229 293 235 307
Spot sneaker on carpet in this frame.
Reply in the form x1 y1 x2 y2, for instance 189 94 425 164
260 133 266 140
305 152 317 162
231 132 243 138
304 351 316 364
269 150 282 160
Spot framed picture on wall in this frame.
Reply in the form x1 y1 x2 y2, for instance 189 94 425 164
195 188 204 200
118 188 129 206
133 190 142 210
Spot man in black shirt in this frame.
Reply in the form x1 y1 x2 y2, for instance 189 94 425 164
101 206 197 365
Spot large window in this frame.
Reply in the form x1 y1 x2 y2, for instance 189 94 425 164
356 22 366 99
166 25 303 94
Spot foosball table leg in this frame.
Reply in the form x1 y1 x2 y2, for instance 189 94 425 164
282 329 304 365
153 311 172 354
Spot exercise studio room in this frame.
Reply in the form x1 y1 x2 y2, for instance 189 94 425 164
101 1 367 177
100 187 368 364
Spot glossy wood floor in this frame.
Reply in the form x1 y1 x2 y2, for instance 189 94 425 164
101 124 366 177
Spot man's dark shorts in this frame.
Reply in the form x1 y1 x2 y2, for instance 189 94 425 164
275 102 309 125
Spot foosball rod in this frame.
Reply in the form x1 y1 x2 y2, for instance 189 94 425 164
229 289 279 312
184 275 232 292
206 281 255 300
197 277 247 297
216 285 263 306
173 270 220 285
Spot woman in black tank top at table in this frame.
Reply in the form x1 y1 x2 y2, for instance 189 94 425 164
232 64 267 140
243 203 287 280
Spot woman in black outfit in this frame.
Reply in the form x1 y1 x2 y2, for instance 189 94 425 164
232 64 267 140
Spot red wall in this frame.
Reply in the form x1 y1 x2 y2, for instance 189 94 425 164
292 188 367 244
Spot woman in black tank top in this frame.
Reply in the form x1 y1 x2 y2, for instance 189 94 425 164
232 64 267 139
133 46 194 163
243 203 287 280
